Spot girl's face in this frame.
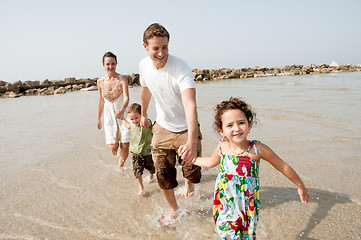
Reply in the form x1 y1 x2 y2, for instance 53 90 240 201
128 111 141 126
103 57 117 73
219 109 252 144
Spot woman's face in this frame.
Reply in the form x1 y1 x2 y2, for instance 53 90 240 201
103 57 117 73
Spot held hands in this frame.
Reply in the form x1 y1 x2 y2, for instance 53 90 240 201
178 142 197 163
298 186 310 203
140 115 151 128
115 109 124 119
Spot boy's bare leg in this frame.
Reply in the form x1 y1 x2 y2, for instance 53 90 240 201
137 175 144 195
184 178 194 199
148 173 155 183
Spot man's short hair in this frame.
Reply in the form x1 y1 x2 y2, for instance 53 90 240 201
143 23 170 45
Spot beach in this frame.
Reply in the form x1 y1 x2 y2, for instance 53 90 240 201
0 71 360 239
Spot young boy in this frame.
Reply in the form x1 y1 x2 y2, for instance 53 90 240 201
139 23 202 225
121 103 155 195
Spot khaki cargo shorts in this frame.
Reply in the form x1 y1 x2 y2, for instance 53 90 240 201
151 122 202 189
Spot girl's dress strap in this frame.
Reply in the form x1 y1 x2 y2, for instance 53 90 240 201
251 140 260 155
218 139 224 157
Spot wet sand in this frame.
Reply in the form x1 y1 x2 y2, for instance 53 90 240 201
1 72 360 239
1 158 359 239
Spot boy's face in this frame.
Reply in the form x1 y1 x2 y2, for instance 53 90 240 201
143 36 169 69
128 111 141 126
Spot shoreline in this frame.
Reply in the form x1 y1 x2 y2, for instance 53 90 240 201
1 62 360 98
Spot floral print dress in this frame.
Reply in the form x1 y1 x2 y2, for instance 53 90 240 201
101 77 127 144
213 140 260 240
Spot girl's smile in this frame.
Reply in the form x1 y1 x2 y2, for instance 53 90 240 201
219 109 251 149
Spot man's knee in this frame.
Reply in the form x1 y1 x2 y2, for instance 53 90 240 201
156 167 178 189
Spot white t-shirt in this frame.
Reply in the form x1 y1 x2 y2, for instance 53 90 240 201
139 54 196 132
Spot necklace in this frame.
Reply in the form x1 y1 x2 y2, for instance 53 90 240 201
228 142 249 155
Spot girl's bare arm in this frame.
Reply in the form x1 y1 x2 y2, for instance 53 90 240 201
192 146 221 168
258 143 310 203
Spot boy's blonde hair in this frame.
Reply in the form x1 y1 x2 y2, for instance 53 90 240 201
128 103 141 115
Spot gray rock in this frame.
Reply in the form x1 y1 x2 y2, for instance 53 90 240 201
50 80 65 86
25 89 37 95
54 87 66 94
64 77 76 84
5 83 21 94
24 81 40 88
4 91 21 98
13 80 23 86
38 88 53 95
72 85 81 91
65 85 73 91
0 86 6 93
80 86 98 91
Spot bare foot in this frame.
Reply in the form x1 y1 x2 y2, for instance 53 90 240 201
118 158 126 168
138 186 144 196
148 174 155 184
184 179 194 199
158 211 177 227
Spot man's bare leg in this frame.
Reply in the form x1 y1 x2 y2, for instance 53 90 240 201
184 178 194 199
160 188 178 226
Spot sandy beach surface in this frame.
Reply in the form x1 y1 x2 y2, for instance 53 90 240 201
1 72 360 239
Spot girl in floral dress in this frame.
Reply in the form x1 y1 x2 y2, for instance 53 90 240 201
183 97 310 239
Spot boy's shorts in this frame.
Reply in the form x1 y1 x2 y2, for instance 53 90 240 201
151 122 202 190
132 153 155 178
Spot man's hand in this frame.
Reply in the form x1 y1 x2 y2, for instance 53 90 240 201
178 142 197 163
140 115 151 128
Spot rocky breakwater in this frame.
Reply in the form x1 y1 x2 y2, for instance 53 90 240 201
192 63 361 82
0 74 140 98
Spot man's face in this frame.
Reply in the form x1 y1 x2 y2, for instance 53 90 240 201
143 36 169 69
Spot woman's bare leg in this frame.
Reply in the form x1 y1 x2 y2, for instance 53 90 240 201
108 143 119 156
119 142 130 167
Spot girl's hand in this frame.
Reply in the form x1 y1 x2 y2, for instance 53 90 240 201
178 143 197 163
298 187 310 203
97 120 102 130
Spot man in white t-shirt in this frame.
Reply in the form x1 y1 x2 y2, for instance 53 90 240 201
139 23 202 225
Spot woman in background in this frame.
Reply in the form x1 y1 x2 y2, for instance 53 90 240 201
97 51 130 168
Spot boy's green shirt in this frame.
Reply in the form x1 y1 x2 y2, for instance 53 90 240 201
130 122 152 156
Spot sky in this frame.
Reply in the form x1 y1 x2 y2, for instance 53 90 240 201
0 0 360 83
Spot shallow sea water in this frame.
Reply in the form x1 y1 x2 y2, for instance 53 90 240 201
0 71 360 239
